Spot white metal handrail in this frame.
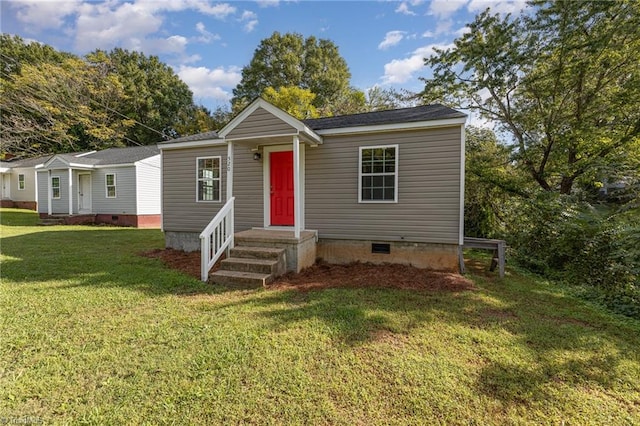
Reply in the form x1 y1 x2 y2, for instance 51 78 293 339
199 197 235 281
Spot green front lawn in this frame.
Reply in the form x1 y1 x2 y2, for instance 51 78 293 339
1 208 639 424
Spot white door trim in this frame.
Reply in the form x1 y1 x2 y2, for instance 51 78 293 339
78 173 92 213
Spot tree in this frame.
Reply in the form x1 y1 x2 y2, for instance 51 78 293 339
231 32 352 115
421 0 640 195
0 34 73 77
1 58 132 156
365 86 417 112
86 48 196 144
262 86 319 119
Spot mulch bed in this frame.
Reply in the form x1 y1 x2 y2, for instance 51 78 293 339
140 248 475 292
271 261 475 292
140 248 203 280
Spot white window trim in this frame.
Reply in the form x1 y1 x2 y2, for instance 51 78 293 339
358 144 399 203
196 156 222 203
105 173 117 198
51 176 61 199
18 174 25 190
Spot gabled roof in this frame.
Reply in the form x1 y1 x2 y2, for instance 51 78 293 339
1 154 54 169
39 145 160 169
303 104 466 130
158 100 466 149
160 130 221 144
82 145 160 165
219 98 323 145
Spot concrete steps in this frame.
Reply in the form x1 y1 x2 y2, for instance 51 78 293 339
210 245 286 288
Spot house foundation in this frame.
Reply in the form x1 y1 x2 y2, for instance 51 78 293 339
316 239 460 272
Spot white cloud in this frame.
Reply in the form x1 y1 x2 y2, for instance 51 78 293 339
428 0 467 17
395 2 416 16
177 65 242 100
454 25 471 37
240 10 258 32
422 19 454 39
256 0 279 7
381 43 453 84
467 0 528 15
75 1 163 51
194 22 221 43
10 0 82 31
378 31 406 50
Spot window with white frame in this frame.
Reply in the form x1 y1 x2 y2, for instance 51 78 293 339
106 174 116 198
51 176 60 199
359 145 398 202
197 156 221 202
18 174 25 190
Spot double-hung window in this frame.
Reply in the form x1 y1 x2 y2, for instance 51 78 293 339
197 156 221 202
18 174 25 190
106 174 116 198
51 176 61 199
359 145 398 202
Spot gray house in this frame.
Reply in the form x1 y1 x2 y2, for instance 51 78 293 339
1 155 51 210
160 98 466 283
36 146 161 228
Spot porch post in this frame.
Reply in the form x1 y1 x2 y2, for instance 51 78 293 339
293 135 301 239
226 140 233 201
47 170 52 216
68 168 73 215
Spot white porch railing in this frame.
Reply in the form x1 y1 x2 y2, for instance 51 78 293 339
199 197 235 281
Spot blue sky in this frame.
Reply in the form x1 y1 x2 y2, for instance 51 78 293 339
1 0 528 112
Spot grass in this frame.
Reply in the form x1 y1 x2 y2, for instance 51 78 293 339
1 207 639 424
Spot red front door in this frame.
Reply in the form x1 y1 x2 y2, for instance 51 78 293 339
270 151 294 226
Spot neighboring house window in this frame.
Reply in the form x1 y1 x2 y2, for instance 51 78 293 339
18 174 25 190
359 145 398 203
51 176 60 199
106 174 116 198
197 156 221 202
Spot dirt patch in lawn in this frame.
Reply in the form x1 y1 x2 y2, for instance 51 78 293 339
271 261 475 292
140 248 204 280
140 249 475 292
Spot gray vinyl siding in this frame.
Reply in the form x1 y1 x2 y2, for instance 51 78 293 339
305 126 462 244
10 167 37 202
226 107 296 139
232 144 263 230
135 155 161 215
46 169 70 214
162 144 265 233
37 172 48 213
92 167 137 214
162 146 228 232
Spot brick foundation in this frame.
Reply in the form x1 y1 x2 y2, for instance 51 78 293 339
94 214 161 228
37 213 161 228
1 200 37 210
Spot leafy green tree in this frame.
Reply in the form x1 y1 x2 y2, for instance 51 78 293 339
174 105 230 136
86 48 196 144
421 0 640 195
1 58 132 156
231 32 352 115
262 86 319 119
365 86 416 112
0 34 73 77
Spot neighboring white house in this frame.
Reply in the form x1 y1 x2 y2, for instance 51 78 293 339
0 155 52 210
35 146 161 228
